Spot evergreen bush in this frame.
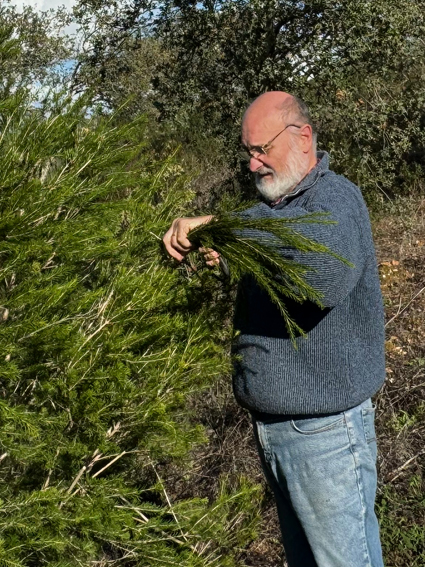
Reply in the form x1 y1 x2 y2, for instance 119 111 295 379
0 63 261 567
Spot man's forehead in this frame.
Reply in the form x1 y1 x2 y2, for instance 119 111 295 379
242 109 285 143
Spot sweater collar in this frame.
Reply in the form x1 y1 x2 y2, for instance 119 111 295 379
269 151 329 209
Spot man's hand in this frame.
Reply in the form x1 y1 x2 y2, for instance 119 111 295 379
199 247 220 267
162 216 214 262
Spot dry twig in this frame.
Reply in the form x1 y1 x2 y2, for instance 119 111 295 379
385 285 425 327
386 450 425 483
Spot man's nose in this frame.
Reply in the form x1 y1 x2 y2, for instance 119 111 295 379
249 155 264 172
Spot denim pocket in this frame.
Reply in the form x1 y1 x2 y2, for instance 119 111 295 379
361 406 377 444
290 413 345 435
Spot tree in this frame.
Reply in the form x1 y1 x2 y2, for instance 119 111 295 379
0 23 262 565
70 0 162 119
1 0 72 93
71 0 425 200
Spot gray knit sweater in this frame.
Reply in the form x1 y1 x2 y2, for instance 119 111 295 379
232 151 386 416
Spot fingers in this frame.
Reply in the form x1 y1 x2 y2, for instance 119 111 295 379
172 220 193 251
163 225 185 261
163 219 193 261
199 247 220 267
163 216 213 263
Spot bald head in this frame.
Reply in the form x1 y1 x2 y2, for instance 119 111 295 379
243 91 294 123
243 91 316 149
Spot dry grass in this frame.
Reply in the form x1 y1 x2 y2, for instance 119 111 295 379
373 196 425 488
374 195 425 474
371 196 425 567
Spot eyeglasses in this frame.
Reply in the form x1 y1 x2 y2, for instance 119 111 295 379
241 123 302 160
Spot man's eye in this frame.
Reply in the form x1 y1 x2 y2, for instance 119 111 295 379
239 149 251 162
239 146 266 161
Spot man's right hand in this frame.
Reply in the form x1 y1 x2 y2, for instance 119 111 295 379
162 216 213 262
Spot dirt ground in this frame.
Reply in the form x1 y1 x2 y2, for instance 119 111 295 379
169 195 425 567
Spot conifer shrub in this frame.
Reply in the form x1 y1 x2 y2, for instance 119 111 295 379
0 79 265 564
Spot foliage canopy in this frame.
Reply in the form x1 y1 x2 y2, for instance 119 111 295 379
71 0 425 201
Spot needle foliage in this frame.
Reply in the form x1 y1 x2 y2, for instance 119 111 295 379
0 32 261 566
189 213 350 339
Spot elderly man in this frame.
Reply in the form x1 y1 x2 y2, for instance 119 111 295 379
163 92 386 567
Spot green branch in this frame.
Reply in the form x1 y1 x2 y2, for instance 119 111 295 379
189 213 352 341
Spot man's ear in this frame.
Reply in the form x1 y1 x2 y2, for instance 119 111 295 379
299 124 313 153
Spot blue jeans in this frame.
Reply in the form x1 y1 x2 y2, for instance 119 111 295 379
252 398 384 567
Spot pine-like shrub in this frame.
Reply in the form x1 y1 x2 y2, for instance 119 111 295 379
0 78 264 566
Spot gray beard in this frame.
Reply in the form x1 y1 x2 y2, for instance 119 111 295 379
255 154 308 202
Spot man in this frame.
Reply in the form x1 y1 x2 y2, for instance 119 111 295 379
163 92 386 567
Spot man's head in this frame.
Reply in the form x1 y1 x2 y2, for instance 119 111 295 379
241 92 317 202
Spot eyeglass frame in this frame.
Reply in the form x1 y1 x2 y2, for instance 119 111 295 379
241 123 302 159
